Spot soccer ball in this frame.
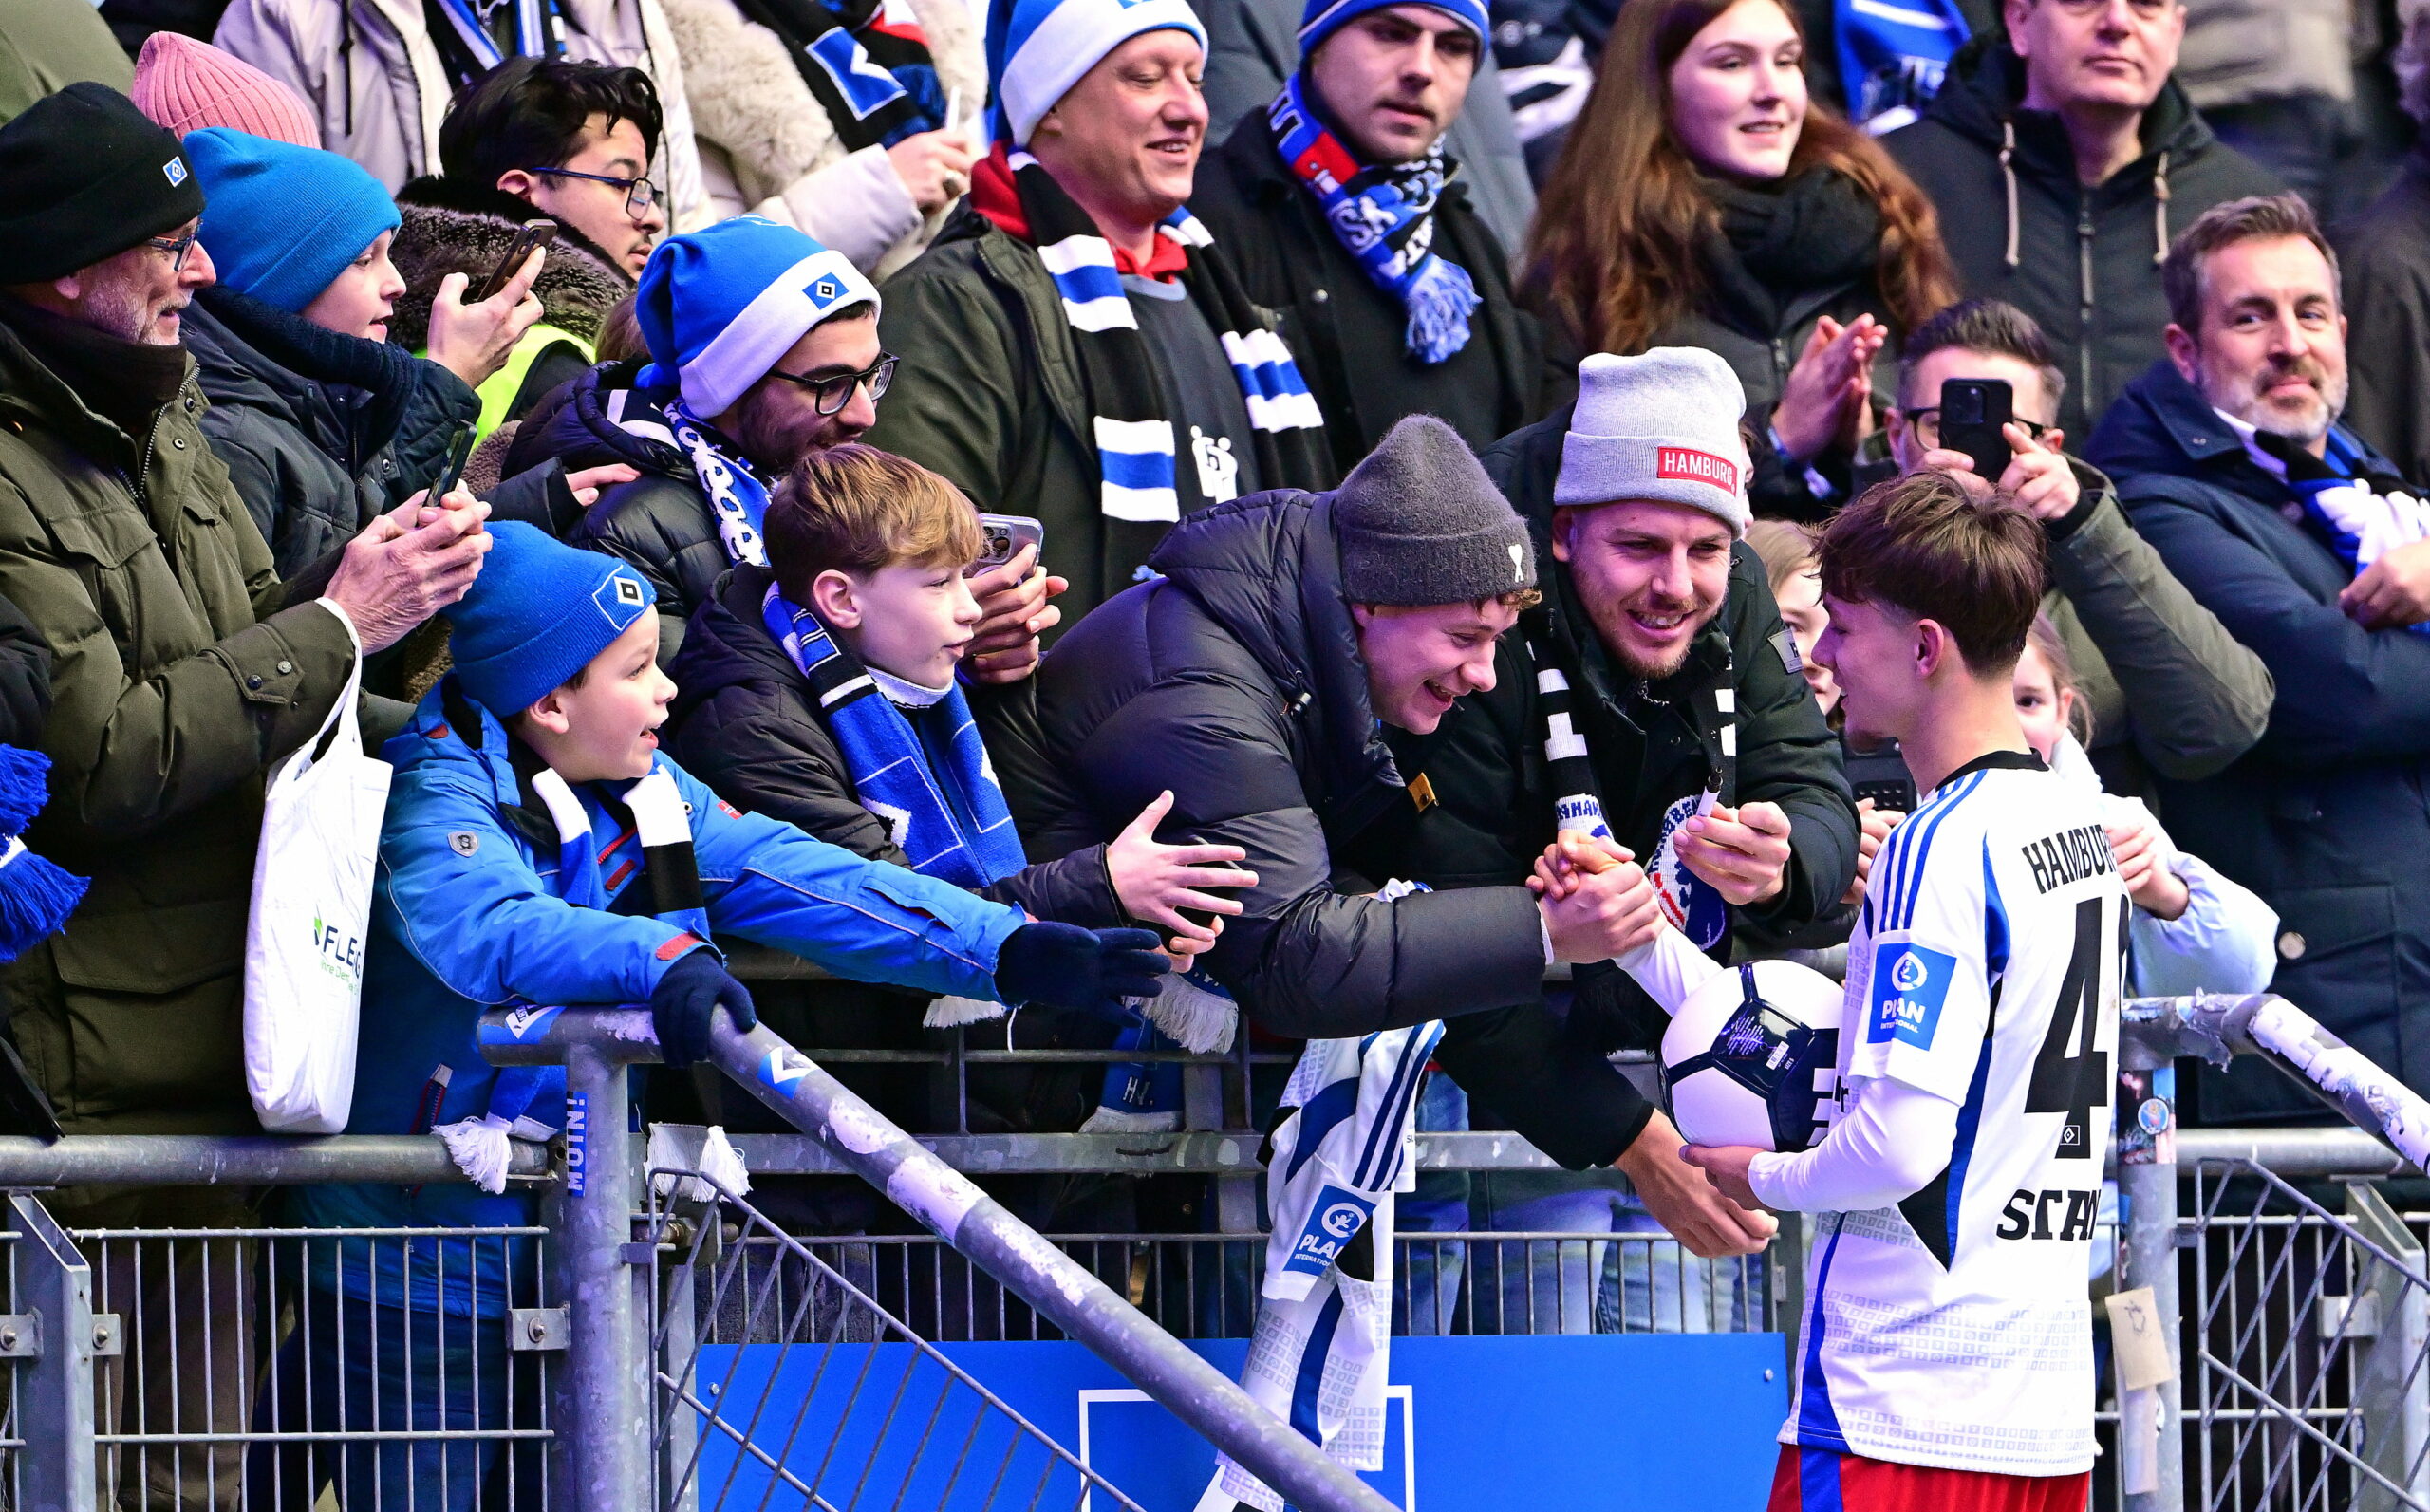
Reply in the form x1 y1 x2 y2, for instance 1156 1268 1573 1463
1661 960 1847 1152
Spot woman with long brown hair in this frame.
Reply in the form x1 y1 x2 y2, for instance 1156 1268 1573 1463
1521 0 1957 518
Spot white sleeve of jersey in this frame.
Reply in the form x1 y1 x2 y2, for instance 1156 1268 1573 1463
1845 813 1992 1104
1747 1072 1959 1213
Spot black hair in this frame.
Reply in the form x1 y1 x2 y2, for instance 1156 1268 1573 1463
1896 298 2067 415
439 58 664 191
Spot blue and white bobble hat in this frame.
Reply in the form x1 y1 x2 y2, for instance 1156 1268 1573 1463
634 216 882 420
990 0 1208 146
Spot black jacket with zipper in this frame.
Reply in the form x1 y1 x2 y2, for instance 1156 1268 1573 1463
1883 42 2280 440
1008 486 1653 1169
1188 110 1567 474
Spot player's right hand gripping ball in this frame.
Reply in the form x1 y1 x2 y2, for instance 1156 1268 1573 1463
1662 960 1846 1151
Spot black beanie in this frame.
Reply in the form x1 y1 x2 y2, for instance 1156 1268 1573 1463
0 84 206 285
1332 415 1538 607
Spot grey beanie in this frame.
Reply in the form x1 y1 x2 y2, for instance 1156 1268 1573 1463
1332 415 1537 606
1555 348 1753 534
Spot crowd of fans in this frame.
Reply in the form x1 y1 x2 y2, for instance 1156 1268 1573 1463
1 0 2428 1501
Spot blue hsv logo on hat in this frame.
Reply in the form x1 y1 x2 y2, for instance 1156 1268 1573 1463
594 571 649 630
163 157 188 187
806 272 846 308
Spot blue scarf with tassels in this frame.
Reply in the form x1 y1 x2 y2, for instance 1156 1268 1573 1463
1269 74 1478 364
758 584 1026 888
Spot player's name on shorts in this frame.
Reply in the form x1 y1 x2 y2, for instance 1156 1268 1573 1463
2020 823 2115 896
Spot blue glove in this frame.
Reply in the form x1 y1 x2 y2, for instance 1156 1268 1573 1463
650 949 757 1069
995 923 1170 1020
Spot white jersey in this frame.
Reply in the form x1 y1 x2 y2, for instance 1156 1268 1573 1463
1785 753 2125 1475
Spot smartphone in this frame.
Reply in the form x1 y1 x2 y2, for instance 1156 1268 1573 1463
1842 734 1916 814
428 423 477 502
973 513 1044 573
1938 377 2014 485
474 219 555 304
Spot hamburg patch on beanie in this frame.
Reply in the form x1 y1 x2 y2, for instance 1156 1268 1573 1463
991 0 1207 145
634 217 879 419
1332 414 1535 606
1299 0 1486 51
133 32 321 147
444 523 658 719
1556 348 1753 535
0 83 203 285
186 129 402 313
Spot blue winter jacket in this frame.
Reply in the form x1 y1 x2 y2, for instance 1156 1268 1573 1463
2087 360 2430 1122
288 674 1027 1311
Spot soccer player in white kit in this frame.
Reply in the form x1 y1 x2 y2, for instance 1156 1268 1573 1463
1687 474 2124 1512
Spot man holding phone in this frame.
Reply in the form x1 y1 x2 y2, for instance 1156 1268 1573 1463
1883 298 2271 796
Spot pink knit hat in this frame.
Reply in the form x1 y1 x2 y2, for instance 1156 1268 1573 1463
130 32 321 148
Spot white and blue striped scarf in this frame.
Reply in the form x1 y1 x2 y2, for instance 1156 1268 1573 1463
1004 147 1328 531
425 0 558 78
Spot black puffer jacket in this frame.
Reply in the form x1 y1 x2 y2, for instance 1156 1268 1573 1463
510 362 725 653
183 286 478 576
0 593 50 748
1013 487 1651 1170
1883 43 2281 440
1472 405 1861 1034
661 563 1128 1136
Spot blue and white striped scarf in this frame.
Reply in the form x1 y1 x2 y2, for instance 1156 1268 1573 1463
757 584 1027 890
426 0 558 75
1003 146 1328 529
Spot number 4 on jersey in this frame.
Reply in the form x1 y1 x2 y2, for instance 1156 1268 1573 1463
2026 895 2127 1158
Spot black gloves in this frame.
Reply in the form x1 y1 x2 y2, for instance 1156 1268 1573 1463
994 922 1170 1020
650 949 757 1069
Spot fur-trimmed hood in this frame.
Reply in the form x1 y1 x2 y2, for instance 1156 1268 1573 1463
659 0 984 208
386 177 635 352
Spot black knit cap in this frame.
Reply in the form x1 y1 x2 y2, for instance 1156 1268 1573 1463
0 83 206 285
1332 415 1538 607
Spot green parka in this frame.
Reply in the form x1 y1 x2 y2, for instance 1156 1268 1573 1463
0 312 357 1134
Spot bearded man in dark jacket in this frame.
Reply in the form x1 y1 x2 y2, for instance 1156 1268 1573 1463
1016 412 1777 1258
1883 9 2279 440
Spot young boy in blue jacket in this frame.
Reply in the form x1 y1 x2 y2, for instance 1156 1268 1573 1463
262 521 1165 1507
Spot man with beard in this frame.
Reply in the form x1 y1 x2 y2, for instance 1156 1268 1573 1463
1377 348 1860 1270
1186 0 1559 472
537 216 1058 671
2087 193 2430 1123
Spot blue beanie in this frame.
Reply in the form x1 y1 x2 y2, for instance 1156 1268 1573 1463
185 128 401 314
1299 0 1486 53
634 215 880 418
444 523 657 719
990 0 1206 145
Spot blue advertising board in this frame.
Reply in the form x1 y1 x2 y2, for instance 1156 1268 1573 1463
691 1333 1788 1509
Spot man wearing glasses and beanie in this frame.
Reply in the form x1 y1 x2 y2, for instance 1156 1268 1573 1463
0 83 494 1505
549 215 1061 678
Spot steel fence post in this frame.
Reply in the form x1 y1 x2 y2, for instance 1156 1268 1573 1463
8 1192 98 1512
560 1040 648 1512
2119 1063 2183 1512
2343 1181 2430 1511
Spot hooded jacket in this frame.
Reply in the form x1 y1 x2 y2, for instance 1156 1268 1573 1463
1468 405 1860 1026
1010 487 1653 1170
2086 360 2430 1122
0 300 358 1136
388 176 637 436
213 0 707 225
305 674 1027 1227
183 285 480 578
1883 43 2281 439
1187 110 1563 476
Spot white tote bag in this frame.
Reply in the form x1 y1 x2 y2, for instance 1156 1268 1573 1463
242 658 390 1133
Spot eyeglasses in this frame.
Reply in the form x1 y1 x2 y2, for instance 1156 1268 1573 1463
1905 409 2052 451
522 166 660 219
768 354 898 417
144 230 199 271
